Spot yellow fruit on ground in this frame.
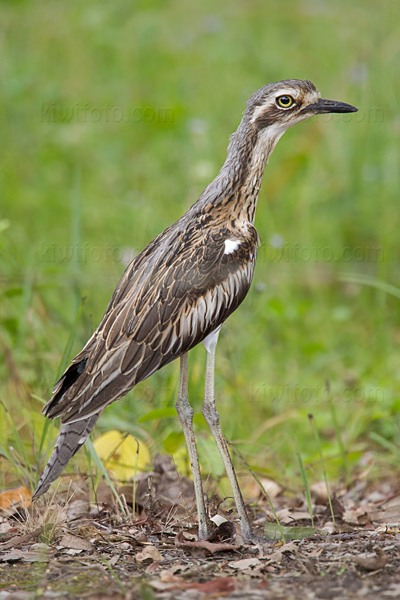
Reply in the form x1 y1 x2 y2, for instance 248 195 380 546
93 430 150 481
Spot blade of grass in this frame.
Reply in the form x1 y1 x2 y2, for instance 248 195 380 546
326 382 352 487
56 296 86 380
0 400 34 487
84 445 96 504
295 440 314 528
70 164 83 314
339 273 400 300
132 438 140 518
16 269 34 352
85 438 127 515
33 299 86 487
308 413 335 525
370 432 400 457
228 440 285 542
97 556 126 593
31 395 56 472
35 419 56 480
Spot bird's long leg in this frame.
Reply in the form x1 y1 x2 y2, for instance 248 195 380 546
176 352 212 540
201 334 255 543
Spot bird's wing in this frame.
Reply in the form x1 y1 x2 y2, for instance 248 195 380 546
43 222 258 424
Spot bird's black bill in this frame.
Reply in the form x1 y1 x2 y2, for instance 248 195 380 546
308 98 358 114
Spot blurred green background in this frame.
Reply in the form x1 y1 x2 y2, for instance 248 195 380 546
1 0 399 496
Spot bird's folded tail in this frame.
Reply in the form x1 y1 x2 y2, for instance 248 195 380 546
32 412 100 499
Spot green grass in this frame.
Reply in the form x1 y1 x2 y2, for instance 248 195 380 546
1 0 400 495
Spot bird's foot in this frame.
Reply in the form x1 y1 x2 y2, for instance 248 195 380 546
240 527 267 545
197 517 216 541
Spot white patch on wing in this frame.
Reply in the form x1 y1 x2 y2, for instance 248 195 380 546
224 239 241 255
202 325 222 353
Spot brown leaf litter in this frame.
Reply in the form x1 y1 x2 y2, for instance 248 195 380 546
2 459 400 598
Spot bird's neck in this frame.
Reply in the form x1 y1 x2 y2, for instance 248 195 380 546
195 119 284 225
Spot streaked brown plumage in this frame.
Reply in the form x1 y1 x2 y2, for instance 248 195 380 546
33 80 357 543
45 222 258 422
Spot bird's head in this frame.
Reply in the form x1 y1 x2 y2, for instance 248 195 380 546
244 79 357 149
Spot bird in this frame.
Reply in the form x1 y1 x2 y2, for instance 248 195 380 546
33 79 357 543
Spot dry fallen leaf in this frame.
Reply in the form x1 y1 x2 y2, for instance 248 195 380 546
0 486 31 510
354 547 388 571
343 503 376 525
149 576 235 594
175 531 240 555
308 547 323 558
265 550 283 563
60 533 93 552
259 477 282 499
228 557 262 570
86 595 127 600
135 544 162 563
0 526 43 551
189 577 236 594
149 577 183 592
0 545 51 563
310 481 331 504
263 539 299 564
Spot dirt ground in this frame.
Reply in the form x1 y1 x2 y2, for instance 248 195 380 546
2 457 400 600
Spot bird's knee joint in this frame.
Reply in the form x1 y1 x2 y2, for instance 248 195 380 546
202 405 220 427
177 397 194 422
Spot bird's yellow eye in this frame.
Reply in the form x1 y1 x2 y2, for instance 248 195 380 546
276 95 295 109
